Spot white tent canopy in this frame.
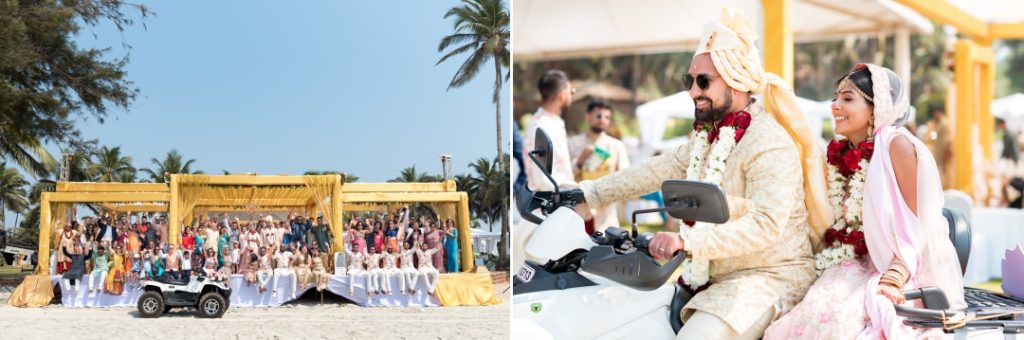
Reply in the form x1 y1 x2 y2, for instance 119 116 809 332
635 91 832 149
513 0 932 62
947 0 1024 23
992 93 1024 133
471 227 501 256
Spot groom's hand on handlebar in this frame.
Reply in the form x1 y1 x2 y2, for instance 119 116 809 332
648 232 685 261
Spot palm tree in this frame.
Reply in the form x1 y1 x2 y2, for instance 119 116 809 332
0 163 30 230
304 170 359 183
437 0 509 165
15 179 56 247
141 149 201 183
88 145 135 182
466 156 509 268
437 0 509 269
115 170 137 183
0 131 58 178
388 165 442 183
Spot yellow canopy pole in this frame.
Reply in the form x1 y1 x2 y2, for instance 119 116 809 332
761 0 793 86
169 174 180 246
980 47 995 161
458 192 474 272
56 182 169 192
954 40 975 193
36 194 52 275
331 178 344 254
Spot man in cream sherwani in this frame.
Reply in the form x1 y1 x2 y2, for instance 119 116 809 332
576 9 832 340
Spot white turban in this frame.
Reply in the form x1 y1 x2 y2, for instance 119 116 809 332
695 8 834 249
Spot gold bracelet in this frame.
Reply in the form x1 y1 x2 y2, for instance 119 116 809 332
884 270 905 285
879 276 903 289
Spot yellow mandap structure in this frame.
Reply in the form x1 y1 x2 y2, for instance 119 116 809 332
34 174 475 274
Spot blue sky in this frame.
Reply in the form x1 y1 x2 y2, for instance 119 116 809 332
5 1 510 229
63 0 509 181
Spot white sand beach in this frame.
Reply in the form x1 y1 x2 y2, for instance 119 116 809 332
0 282 510 340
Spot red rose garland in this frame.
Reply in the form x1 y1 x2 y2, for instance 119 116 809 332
823 139 874 257
683 111 752 228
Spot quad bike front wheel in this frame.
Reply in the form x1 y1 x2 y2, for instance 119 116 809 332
137 291 165 318
197 292 227 318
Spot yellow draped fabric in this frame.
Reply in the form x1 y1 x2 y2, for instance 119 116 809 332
7 275 54 307
302 175 336 224
428 202 457 222
177 174 210 225
47 203 73 261
302 175 342 257
434 273 502 307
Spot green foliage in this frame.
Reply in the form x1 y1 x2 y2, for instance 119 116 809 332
0 1 149 177
0 163 30 228
140 149 201 183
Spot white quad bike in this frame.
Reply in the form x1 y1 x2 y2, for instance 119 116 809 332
512 128 1024 340
137 273 232 318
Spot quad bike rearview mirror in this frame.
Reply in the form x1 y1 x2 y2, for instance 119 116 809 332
662 180 729 224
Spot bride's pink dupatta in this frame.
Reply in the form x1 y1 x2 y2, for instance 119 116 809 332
856 64 966 339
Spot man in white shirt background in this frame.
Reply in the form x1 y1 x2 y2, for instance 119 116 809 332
524 69 576 191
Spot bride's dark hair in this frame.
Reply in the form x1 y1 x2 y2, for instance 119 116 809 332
835 65 874 104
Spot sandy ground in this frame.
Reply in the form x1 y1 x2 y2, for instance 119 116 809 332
0 282 510 340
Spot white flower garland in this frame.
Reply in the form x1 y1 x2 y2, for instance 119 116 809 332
814 157 868 274
679 126 738 290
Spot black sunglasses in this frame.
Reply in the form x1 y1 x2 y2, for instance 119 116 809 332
683 74 717 91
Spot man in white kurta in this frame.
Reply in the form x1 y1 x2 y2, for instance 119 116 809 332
568 100 630 232
577 9 832 340
524 69 576 192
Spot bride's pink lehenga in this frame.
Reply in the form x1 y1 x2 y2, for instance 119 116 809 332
764 257 875 339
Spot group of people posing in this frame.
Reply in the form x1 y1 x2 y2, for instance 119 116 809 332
55 211 335 296
53 206 462 300
342 207 461 298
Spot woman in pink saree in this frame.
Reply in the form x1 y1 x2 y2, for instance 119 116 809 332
764 64 966 339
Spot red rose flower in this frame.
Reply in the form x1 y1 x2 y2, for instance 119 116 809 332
827 140 845 166
824 228 837 244
844 230 864 244
843 148 863 173
853 241 868 256
736 112 751 128
858 140 874 160
721 114 736 127
733 128 747 142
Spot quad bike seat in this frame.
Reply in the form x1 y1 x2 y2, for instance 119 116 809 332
153 274 191 286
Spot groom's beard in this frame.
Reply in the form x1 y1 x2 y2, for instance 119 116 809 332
694 91 733 122
589 126 604 134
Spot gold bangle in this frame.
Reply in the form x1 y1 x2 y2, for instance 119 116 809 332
884 270 905 285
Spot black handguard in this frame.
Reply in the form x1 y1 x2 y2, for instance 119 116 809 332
563 188 586 205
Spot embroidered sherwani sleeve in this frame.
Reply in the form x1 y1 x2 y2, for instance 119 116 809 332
683 142 801 260
579 143 689 207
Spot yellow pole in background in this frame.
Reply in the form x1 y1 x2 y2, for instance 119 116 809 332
954 40 975 194
36 194 52 275
761 0 793 86
457 192 474 272
331 177 345 255
979 46 995 161
168 174 180 246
